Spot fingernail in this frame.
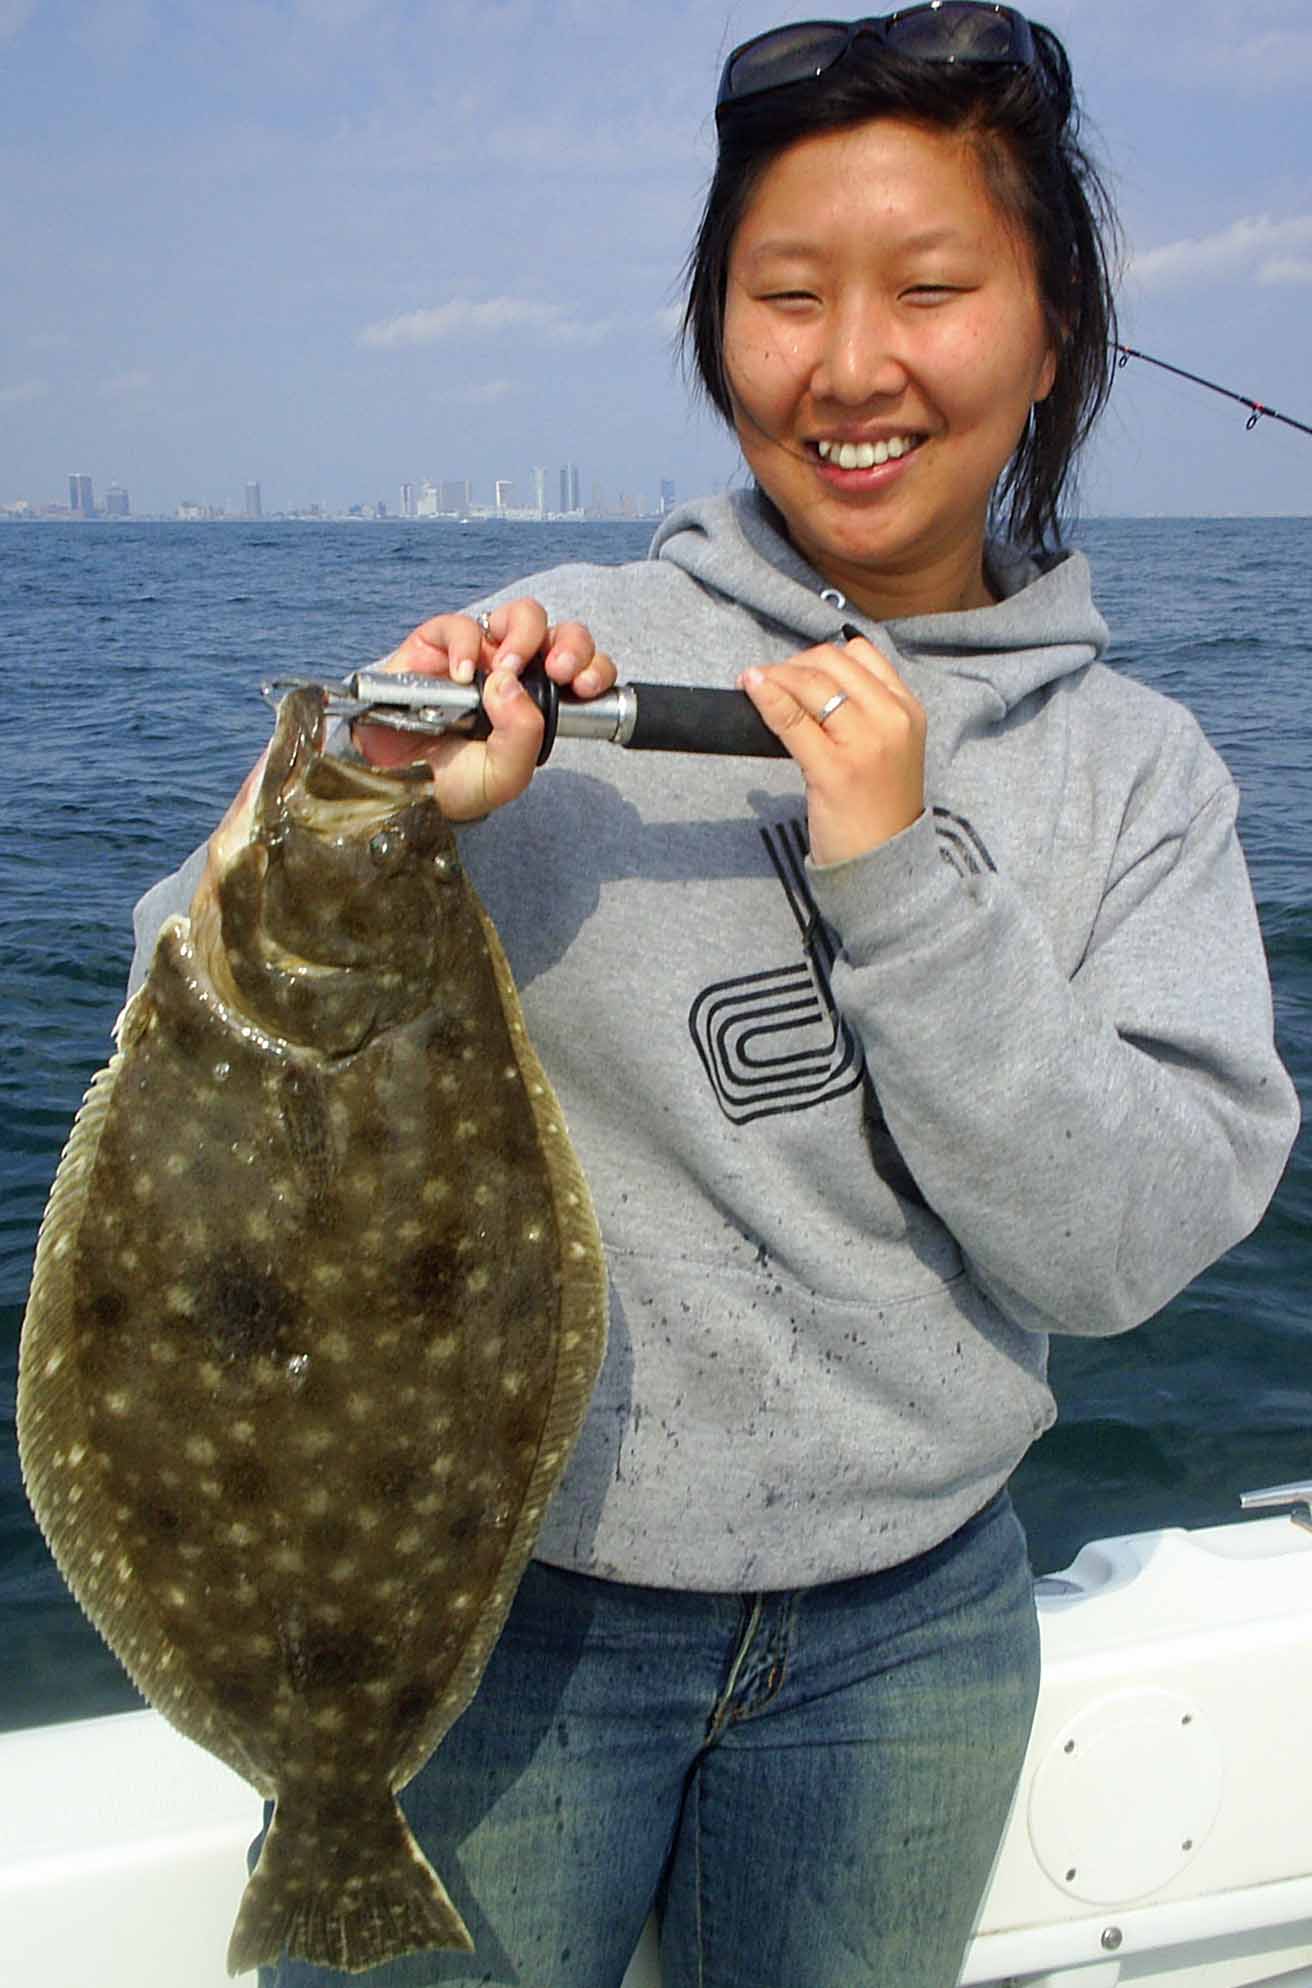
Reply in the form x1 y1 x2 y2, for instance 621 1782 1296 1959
491 669 522 701
451 656 476 685
497 651 525 676
551 648 579 677
740 668 763 689
841 623 864 643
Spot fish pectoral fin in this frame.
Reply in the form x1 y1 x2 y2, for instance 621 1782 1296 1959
226 1792 474 1975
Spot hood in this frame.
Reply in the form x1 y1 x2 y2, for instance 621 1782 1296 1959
649 486 1108 715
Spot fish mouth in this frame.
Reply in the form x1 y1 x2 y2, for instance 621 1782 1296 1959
258 686 434 844
189 686 455 1055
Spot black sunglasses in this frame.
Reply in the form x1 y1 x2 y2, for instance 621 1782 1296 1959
716 4 1038 120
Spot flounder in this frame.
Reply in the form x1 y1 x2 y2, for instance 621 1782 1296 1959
17 687 607 1975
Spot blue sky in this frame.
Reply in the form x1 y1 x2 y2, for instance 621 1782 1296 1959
2 0 1310 517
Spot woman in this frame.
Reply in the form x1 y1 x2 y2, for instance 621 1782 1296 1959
131 8 1298 1985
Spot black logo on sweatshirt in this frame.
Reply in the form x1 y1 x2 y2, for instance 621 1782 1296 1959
688 808 994 1126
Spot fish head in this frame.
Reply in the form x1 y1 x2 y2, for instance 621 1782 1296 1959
190 687 461 1054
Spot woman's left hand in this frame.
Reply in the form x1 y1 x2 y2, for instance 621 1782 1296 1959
739 632 926 865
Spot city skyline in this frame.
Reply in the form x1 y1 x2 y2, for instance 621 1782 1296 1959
4 4 1310 521
3 462 683 523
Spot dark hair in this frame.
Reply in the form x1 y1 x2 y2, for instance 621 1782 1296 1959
682 21 1120 552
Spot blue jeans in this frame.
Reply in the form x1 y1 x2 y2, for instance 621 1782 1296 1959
259 1491 1038 1988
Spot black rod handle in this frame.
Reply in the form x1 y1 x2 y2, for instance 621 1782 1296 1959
622 682 788 758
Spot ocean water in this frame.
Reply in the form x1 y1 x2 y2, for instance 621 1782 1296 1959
1 514 1308 1733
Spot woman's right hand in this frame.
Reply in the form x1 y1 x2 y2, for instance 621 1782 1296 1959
356 598 616 821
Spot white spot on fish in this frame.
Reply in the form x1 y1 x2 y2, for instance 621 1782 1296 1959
466 1268 490 1295
319 1330 350 1363
272 1545 305 1574
227 1522 260 1547
104 1391 131 1417
312 1263 345 1289
43 1350 64 1378
185 1436 218 1466
394 1528 422 1556
455 1119 479 1140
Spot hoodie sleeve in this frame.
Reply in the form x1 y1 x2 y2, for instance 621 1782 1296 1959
808 751 1300 1340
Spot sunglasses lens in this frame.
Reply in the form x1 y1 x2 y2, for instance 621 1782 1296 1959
722 24 852 104
887 4 1028 61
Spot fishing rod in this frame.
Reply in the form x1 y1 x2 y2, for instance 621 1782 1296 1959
266 349 1311 762
265 667 792 762
1113 344 1312 439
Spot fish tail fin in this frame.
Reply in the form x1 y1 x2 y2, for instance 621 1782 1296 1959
226 1795 473 1976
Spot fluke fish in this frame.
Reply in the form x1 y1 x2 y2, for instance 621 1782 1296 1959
17 687 607 1975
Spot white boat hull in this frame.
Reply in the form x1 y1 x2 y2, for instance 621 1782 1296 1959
4 1514 1311 1987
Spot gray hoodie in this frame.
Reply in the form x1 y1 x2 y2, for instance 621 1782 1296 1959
131 490 1299 1591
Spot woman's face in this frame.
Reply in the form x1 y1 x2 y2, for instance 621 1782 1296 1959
722 116 1057 619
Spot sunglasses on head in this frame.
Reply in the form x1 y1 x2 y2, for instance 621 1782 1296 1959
716 4 1038 120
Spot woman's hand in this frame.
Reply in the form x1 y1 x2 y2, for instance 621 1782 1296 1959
356 598 616 820
739 632 926 865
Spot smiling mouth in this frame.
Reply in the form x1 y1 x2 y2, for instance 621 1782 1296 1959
812 435 924 469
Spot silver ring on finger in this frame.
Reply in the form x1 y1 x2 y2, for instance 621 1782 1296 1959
476 611 494 637
816 691 849 728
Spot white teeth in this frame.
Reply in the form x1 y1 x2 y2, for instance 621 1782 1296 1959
817 435 916 467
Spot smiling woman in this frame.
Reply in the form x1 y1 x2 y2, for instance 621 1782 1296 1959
113 8 1298 1988
721 117 1059 620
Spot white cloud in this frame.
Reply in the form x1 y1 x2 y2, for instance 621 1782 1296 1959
358 297 624 350
77 0 154 60
0 0 34 44
100 369 153 397
1129 215 1312 292
443 379 520 405
1258 257 1312 286
0 378 48 405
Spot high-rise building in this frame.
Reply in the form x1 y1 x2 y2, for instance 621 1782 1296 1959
660 478 676 516
439 480 471 515
559 463 581 514
495 480 515 514
400 482 416 519
104 483 130 517
533 466 547 518
418 481 439 518
69 473 94 516
244 482 262 519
